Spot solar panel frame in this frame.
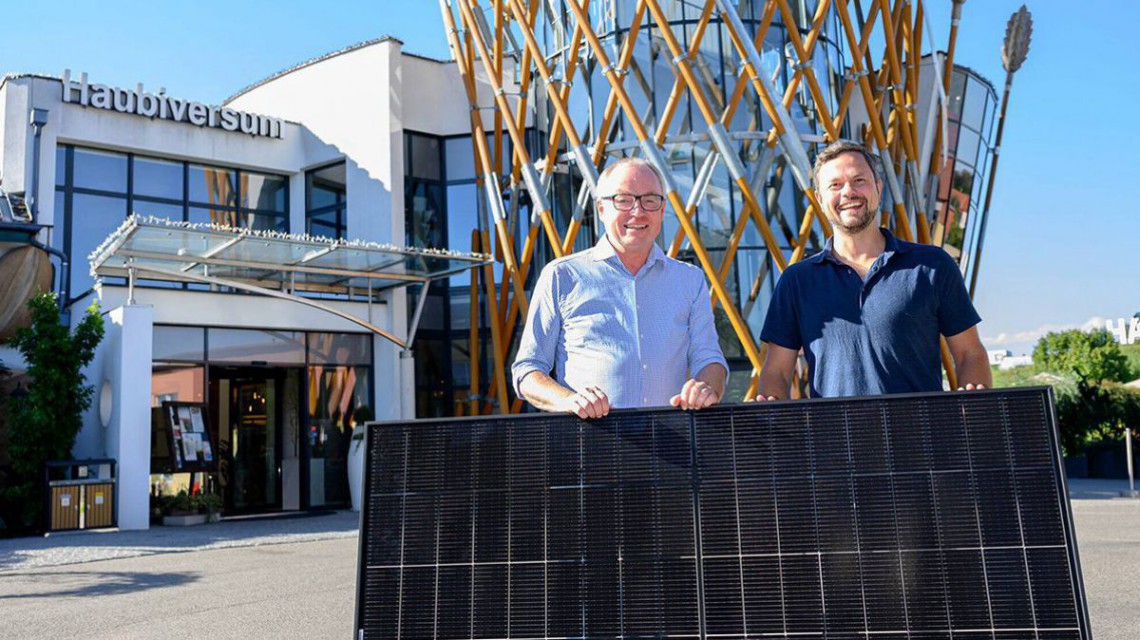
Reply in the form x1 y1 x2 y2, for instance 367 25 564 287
355 386 1092 639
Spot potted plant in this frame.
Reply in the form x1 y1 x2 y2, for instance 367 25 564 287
160 489 222 526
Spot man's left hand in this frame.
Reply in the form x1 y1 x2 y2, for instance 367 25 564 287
670 379 721 410
957 383 987 391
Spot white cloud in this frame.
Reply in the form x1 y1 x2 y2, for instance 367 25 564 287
983 316 1114 348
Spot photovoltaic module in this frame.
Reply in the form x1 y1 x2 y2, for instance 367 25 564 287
355 387 1090 639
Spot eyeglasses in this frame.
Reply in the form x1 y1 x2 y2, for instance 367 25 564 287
601 193 666 212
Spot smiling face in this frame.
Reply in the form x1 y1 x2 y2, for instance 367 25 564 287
817 150 883 236
597 162 665 264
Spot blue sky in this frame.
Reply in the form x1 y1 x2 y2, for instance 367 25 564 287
2 1 1136 356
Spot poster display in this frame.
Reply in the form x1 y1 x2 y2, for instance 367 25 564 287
161 401 217 473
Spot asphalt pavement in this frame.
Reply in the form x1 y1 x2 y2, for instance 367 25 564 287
0 481 1137 639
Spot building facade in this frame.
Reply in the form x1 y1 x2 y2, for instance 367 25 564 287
0 38 509 528
0 2 1001 530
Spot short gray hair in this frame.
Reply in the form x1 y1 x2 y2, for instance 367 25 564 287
812 140 882 190
597 157 666 196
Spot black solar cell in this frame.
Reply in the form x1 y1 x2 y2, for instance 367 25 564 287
356 387 1091 639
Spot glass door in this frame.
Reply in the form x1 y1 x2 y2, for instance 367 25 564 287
211 367 283 513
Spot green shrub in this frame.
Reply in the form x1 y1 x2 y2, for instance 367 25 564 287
0 294 104 532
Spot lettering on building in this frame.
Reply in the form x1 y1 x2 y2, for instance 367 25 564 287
1105 317 1140 345
61 69 282 140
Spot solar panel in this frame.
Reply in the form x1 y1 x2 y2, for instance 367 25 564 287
355 387 1091 639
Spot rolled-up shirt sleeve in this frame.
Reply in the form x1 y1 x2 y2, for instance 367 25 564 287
512 265 561 396
686 272 729 380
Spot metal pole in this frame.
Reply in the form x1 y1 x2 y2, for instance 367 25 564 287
967 70 1012 298
1122 428 1137 498
969 6 1032 297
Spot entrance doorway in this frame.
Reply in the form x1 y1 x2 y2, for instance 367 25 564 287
210 367 287 514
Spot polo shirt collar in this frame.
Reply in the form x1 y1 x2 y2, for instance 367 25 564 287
592 233 666 272
809 227 910 266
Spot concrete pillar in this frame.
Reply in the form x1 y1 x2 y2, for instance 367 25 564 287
103 305 153 530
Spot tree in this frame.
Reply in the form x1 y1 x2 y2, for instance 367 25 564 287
1032 329 1133 383
0 293 104 532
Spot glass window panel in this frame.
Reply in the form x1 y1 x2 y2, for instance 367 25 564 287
308 332 373 365
55 146 67 187
310 162 346 190
307 365 370 507
413 338 448 388
406 180 445 248
447 183 478 275
189 205 239 227
451 338 471 387
980 91 994 143
449 290 472 331
237 210 289 233
242 171 287 212
133 156 184 200
309 186 340 211
207 328 305 364
73 147 127 193
408 290 446 331
307 210 341 239
153 326 206 361
189 164 237 207
410 134 442 180
947 71 967 121
151 364 205 406
446 137 476 181
53 190 66 250
956 128 981 169
69 192 128 295
307 188 337 211
133 198 184 221
962 78 987 132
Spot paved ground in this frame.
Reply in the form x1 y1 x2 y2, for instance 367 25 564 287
1 481 1136 639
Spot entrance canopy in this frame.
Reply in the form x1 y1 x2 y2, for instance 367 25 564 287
90 215 492 348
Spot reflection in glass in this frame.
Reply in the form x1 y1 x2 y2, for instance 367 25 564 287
151 364 205 406
307 366 370 507
226 375 278 511
55 147 67 187
962 78 987 129
132 199 183 222
189 164 237 207
208 328 305 364
134 156 184 200
406 180 445 248
446 137 476 182
73 148 128 193
189 205 238 228
410 134 442 180
308 332 372 365
306 162 347 239
243 171 288 212
153 326 205 361
69 193 128 295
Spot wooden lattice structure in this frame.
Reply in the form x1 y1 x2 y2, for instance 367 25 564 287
439 0 992 413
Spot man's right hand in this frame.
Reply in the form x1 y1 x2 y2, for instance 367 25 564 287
559 385 610 419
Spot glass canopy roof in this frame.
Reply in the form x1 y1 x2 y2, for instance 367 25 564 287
91 215 492 295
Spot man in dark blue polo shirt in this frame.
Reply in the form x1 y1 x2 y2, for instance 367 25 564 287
756 140 992 398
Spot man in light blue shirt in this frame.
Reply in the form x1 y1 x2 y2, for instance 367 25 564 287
512 158 728 418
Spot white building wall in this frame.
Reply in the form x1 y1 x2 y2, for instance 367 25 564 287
102 305 154 529
227 40 419 418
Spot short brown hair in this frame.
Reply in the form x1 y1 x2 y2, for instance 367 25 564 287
812 140 882 190
597 157 666 196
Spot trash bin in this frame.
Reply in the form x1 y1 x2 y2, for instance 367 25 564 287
44 459 117 532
